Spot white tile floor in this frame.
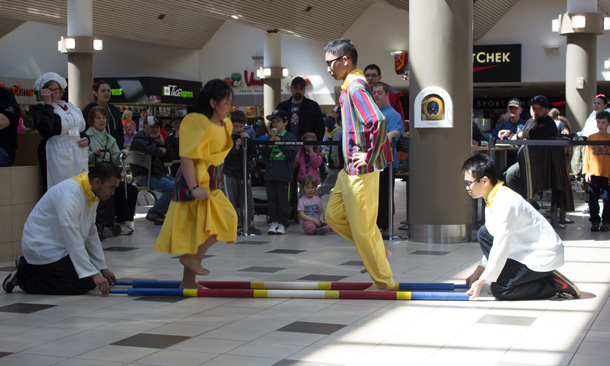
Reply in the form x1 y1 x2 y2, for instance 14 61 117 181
1 182 609 366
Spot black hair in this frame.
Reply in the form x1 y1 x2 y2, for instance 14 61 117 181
596 94 609 106
193 79 233 118
231 109 247 124
364 64 381 76
324 38 358 66
88 161 121 183
596 111 610 122
461 154 497 186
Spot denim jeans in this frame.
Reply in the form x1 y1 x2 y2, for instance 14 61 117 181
139 175 174 215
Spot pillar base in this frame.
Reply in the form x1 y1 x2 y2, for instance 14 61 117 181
408 224 472 244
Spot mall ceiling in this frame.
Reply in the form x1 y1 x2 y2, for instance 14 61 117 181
3 0 609 50
1 0 609 98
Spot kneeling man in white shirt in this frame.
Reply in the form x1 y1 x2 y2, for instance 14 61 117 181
462 154 580 300
3 162 119 295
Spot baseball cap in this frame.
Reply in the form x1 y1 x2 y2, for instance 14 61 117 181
266 109 289 121
171 114 184 122
530 95 549 108
507 98 521 108
291 76 306 87
147 116 161 126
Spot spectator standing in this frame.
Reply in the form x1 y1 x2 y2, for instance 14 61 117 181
372 82 404 233
130 116 175 225
317 115 343 197
0 86 20 166
295 132 323 185
165 114 183 177
582 111 610 232
223 109 260 236
133 108 148 132
82 80 126 152
324 38 395 291
32 72 89 191
263 110 298 235
363 64 405 124
275 76 325 141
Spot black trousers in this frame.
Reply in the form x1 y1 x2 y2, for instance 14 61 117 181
377 167 395 230
587 175 610 224
478 226 558 300
17 255 96 295
114 181 138 223
266 180 290 227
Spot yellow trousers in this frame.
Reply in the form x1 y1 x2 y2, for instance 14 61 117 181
326 170 395 289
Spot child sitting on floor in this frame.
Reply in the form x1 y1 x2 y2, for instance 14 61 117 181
298 174 333 235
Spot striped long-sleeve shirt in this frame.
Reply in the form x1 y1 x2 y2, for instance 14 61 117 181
339 69 390 175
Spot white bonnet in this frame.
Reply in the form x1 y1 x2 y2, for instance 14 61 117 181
34 72 68 91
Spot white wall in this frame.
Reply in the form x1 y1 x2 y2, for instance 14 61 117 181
0 21 200 81
198 21 340 105
344 2 410 88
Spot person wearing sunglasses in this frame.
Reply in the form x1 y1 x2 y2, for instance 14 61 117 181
462 154 580 300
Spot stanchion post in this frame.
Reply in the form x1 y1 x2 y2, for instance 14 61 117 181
242 137 249 235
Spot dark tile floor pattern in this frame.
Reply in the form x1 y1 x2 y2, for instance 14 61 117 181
239 266 286 273
111 333 191 348
341 260 364 266
267 249 307 254
298 275 348 281
409 250 451 255
133 296 186 303
233 240 269 245
103 246 140 252
0 353 11 359
277 321 347 335
0 303 56 314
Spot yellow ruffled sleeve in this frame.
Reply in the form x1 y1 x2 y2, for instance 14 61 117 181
179 113 211 159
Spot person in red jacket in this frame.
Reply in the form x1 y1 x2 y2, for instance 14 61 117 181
363 64 405 125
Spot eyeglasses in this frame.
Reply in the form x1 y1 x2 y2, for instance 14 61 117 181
325 55 344 67
465 177 483 188
48 88 61 94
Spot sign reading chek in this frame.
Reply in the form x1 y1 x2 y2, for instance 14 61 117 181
163 85 193 98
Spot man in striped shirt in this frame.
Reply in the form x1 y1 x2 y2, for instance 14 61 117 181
323 38 395 291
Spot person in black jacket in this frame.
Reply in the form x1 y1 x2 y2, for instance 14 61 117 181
502 95 559 194
130 117 175 224
275 76 325 141
82 80 126 152
0 86 20 167
223 110 260 236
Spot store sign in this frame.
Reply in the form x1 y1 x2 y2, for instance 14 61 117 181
111 88 123 96
162 85 193 98
0 77 37 104
473 44 521 83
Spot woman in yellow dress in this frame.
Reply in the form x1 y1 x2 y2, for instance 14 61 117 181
155 79 237 289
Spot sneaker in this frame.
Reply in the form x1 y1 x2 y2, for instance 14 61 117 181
552 270 581 299
3 256 22 293
601 223 610 232
275 223 286 235
314 227 327 235
591 221 600 232
248 226 262 236
268 222 278 235
119 223 134 235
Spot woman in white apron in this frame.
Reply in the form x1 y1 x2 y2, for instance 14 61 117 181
33 72 89 191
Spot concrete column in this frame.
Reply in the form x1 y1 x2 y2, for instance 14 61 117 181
65 0 94 109
408 0 473 243
263 31 282 116
562 0 600 132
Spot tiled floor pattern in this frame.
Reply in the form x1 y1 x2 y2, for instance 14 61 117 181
0 183 609 366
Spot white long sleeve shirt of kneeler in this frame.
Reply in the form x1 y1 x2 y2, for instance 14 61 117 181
21 179 107 279
479 183 564 282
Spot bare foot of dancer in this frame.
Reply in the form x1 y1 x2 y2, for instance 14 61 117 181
180 282 208 289
363 284 395 291
179 254 210 276
361 248 393 274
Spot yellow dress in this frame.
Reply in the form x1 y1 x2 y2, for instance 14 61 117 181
155 113 237 254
